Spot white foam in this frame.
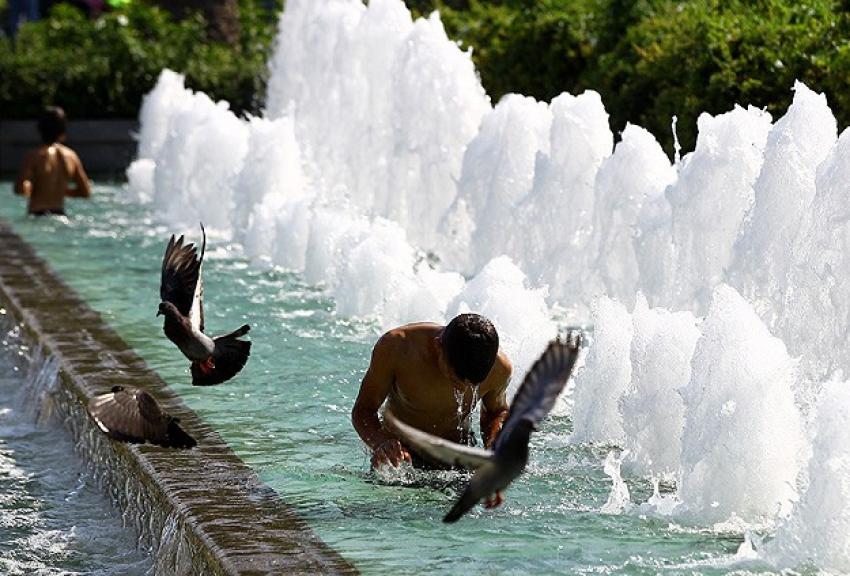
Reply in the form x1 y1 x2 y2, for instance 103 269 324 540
779 126 850 382
727 82 837 329
569 296 632 445
763 380 850 572
266 0 489 250
676 285 804 525
646 106 773 313
620 294 700 479
589 124 676 308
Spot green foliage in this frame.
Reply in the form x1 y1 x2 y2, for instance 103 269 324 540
3 0 849 156
438 0 599 103
414 0 850 154
0 0 280 119
586 0 850 152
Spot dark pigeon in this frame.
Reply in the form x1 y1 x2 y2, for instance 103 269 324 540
385 332 582 523
88 385 196 448
158 224 251 386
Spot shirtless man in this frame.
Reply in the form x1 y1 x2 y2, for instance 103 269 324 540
352 313 512 504
14 106 91 215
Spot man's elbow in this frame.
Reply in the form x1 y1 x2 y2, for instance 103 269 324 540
351 402 370 431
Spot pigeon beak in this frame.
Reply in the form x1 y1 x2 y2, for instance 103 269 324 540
156 309 162 317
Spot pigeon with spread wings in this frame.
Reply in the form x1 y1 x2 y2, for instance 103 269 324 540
384 332 582 523
88 386 196 448
158 224 251 386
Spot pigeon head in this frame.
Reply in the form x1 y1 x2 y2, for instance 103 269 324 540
157 301 181 319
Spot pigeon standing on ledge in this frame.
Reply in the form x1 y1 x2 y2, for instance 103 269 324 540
88 385 197 448
385 332 582 523
158 224 252 386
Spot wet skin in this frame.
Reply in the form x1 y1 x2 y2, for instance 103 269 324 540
352 322 512 508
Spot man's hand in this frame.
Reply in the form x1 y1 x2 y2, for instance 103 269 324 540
371 438 412 468
484 491 504 509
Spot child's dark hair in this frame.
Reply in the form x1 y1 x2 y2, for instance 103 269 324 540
442 313 499 384
37 106 67 144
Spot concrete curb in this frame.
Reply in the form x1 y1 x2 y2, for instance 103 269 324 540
0 219 357 575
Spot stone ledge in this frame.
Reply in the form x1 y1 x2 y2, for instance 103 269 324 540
0 219 356 576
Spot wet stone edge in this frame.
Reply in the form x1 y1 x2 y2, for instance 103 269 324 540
0 219 356 576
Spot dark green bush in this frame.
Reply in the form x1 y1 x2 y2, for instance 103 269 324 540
3 0 849 156
416 0 850 154
0 0 279 119
586 0 850 152
437 0 599 103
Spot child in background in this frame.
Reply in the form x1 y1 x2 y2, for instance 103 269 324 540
14 106 91 216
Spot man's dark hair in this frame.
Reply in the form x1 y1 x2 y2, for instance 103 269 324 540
442 313 499 384
38 106 67 144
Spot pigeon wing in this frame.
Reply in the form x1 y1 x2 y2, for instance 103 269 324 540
384 409 493 469
494 333 582 453
189 224 206 333
160 230 202 321
88 387 150 443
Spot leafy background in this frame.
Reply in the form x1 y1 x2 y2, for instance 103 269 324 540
2 0 849 154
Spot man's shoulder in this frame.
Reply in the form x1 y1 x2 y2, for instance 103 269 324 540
482 351 512 393
381 322 440 344
57 144 81 161
374 322 439 364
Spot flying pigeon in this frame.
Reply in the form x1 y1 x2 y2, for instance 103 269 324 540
88 385 197 448
158 224 251 386
384 332 582 523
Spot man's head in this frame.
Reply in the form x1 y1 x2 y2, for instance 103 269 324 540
38 106 67 144
439 313 499 385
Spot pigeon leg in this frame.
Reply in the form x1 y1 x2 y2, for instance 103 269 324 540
198 356 216 375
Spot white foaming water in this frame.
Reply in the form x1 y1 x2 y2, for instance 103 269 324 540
727 82 838 328
763 380 850 572
643 105 773 314
677 285 804 526
266 0 489 250
620 294 700 480
779 127 850 382
568 297 631 445
589 125 676 308
126 0 850 566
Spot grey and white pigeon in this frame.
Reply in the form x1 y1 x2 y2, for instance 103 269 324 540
385 332 582 523
158 224 251 386
88 385 196 448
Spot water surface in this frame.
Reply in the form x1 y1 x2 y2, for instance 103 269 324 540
0 184 773 574
0 310 152 575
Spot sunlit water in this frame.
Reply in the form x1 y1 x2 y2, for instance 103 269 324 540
0 305 152 575
5 0 850 572
0 187 772 574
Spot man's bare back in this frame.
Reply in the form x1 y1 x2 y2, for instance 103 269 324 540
352 317 512 470
14 107 90 215
15 144 90 214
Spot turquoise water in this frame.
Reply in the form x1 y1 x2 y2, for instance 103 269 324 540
0 306 152 574
0 184 776 574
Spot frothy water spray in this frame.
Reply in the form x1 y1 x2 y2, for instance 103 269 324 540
125 0 850 569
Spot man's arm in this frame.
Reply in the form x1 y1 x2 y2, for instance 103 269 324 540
65 151 91 198
479 352 512 448
479 353 512 509
351 332 411 467
14 153 34 197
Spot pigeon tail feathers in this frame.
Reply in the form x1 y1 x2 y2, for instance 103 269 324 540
190 326 251 386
